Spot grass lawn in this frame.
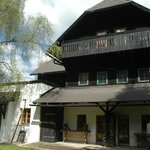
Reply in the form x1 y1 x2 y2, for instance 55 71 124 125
0 144 35 150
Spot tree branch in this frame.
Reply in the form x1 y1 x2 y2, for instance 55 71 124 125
0 61 14 72
0 39 16 45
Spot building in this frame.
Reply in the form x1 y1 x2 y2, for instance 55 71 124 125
32 0 150 147
1 0 150 147
0 81 51 143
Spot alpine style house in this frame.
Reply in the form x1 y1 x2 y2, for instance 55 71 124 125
32 0 150 147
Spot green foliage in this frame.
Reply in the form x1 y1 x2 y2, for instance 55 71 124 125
0 0 53 83
47 44 61 59
0 0 25 39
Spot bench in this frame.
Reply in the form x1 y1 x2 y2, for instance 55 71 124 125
135 133 150 148
61 130 90 144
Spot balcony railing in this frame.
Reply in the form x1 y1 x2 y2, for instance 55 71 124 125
62 28 150 58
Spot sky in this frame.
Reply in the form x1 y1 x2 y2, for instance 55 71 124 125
23 0 150 80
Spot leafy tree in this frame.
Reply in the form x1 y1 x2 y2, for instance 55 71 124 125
0 0 53 83
47 44 61 60
0 0 54 104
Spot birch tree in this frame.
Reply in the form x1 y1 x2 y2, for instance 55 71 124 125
0 0 53 83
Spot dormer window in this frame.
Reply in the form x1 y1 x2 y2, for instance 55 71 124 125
115 28 126 33
96 31 107 36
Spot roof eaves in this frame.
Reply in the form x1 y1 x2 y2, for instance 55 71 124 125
86 0 132 12
131 1 150 13
30 70 66 76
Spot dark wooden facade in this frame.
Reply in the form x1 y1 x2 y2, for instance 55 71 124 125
63 48 150 87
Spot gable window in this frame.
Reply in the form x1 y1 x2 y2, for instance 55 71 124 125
97 71 108 85
78 73 89 86
117 70 128 84
115 28 126 33
77 115 86 131
20 108 31 124
138 68 150 82
142 115 150 132
96 31 107 36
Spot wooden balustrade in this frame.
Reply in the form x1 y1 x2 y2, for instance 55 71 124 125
62 28 150 58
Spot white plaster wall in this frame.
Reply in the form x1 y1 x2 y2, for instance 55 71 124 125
116 106 150 146
64 106 104 144
64 106 150 146
0 82 51 143
0 101 17 142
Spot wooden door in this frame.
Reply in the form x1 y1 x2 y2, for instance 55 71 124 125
40 107 63 142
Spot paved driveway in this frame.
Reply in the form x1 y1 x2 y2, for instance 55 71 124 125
21 142 147 150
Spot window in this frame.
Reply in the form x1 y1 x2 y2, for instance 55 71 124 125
115 28 126 33
97 71 108 85
138 68 150 82
142 115 150 132
77 115 86 131
96 31 107 36
78 73 89 86
117 70 128 83
20 108 31 124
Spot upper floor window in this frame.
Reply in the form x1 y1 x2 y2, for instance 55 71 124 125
78 73 89 86
116 70 128 84
20 108 31 125
97 71 108 85
96 31 107 36
115 28 126 33
138 68 150 82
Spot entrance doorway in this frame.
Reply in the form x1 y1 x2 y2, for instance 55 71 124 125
118 115 129 145
40 107 63 142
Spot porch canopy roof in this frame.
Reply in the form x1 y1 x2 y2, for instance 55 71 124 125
34 83 150 105
31 60 65 75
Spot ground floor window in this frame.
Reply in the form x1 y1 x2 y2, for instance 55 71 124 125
77 114 86 131
20 108 31 124
142 115 150 132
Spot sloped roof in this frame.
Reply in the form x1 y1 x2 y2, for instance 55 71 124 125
87 0 131 12
31 61 65 75
34 83 150 104
57 0 150 43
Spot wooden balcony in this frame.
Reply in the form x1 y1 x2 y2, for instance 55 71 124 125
62 28 150 58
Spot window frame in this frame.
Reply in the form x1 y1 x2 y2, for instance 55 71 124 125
78 73 89 86
138 67 150 82
115 28 126 33
96 31 107 36
20 108 31 125
77 114 86 131
116 69 128 84
141 115 150 132
97 71 108 85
